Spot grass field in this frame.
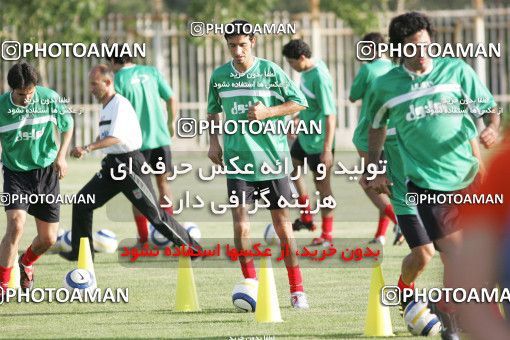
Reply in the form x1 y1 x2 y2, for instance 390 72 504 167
0 151 443 339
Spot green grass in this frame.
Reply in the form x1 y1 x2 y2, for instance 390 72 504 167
0 152 443 339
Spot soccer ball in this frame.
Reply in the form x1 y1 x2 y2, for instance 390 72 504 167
149 224 173 247
93 229 118 253
183 222 201 242
60 230 73 253
63 268 97 295
47 229 66 254
263 223 279 245
404 300 442 336
232 278 258 312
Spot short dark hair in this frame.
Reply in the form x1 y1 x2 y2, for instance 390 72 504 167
107 55 133 65
282 39 312 59
7 61 39 89
389 12 434 47
361 32 385 45
224 19 255 40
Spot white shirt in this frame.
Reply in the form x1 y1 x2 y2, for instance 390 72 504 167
99 94 142 154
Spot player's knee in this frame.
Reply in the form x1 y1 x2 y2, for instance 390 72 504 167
7 218 24 240
234 222 250 238
412 245 435 270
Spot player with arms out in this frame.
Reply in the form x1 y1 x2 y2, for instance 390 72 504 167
362 12 500 339
207 20 309 309
282 39 337 246
108 56 178 245
0 62 73 294
350 32 398 245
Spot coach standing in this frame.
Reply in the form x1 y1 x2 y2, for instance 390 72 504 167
59 64 200 261
0 62 73 293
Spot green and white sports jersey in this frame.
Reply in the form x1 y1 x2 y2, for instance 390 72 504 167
368 57 495 191
297 60 336 154
351 59 395 152
0 86 73 171
207 57 308 181
114 65 173 151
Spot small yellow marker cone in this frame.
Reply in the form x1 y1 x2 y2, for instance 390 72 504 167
255 257 283 323
175 255 200 311
364 265 394 336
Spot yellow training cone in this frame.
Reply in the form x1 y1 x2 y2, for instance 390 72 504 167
175 255 200 311
77 237 95 276
8 255 20 289
364 265 394 336
255 256 283 323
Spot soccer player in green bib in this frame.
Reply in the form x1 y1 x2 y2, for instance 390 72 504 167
282 39 337 246
362 12 500 339
350 32 398 246
207 20 310 309
0 62 73 294
108 56 177 245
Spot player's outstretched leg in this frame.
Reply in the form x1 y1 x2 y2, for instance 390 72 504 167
311 167 334 246
0 210 26 294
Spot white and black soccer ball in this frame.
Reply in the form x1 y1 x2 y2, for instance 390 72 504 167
183 222 201 242
263 223 279 246
93 229 118 253
149 224 173 247
232 278 258 312
404 300 442 336
63 268 97 295
60 230 73 253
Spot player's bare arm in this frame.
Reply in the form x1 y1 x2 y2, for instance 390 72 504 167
167 95 178 137
207 113 223 166
247 101 305 121
71 136 121 159
320 114 336 168
361 126 391 195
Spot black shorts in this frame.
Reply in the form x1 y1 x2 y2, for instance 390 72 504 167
141 145 172 174
397 214 432 249
227 177 293 210
3 165 60 223
407 181 461 244
290 138 334 173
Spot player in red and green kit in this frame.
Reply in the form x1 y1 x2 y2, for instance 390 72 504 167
362 12 500 339
282 39 337 246
108 56 178 245
207 20 310 309
0 62 73 294
350 32 398 246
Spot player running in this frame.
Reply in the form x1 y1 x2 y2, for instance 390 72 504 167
0 62 73 293
350 32 398 246
207 20 309 309
282 39 337 246
362 12 500 339
108 56 178 245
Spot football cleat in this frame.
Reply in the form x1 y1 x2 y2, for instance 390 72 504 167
290 291 310 309
18 256 34 290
